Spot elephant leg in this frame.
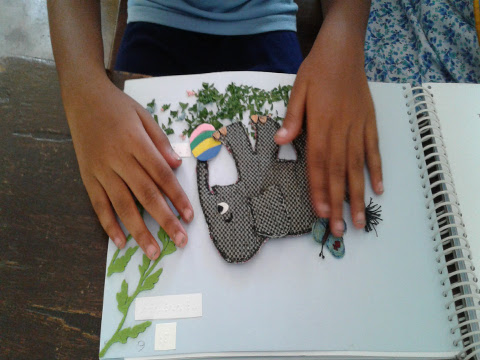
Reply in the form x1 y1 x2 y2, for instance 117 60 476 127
215 121 265 196
250 115 280 161
214 122 254 160
266 161 316 236
292 130 308 163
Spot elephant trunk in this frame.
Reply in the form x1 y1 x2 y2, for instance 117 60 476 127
196 161 215 205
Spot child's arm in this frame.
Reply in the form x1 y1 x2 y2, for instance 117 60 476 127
275 0 383 237
47 0 193 259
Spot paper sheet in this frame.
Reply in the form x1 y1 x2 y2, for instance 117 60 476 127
99 73 457 359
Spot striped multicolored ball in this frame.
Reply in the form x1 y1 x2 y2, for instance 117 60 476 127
189 124 222 161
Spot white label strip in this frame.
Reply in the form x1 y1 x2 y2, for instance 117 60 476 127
171 143 191 158
155 322 176 351
135 293 202 320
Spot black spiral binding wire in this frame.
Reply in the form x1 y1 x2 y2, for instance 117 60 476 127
404 85 480 359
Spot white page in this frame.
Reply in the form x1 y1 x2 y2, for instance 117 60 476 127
425 83 480 266
100 73 456 359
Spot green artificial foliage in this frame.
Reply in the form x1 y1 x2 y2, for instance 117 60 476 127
107 245 139 277
100 321 152 357
100 227 177 358
145 82 293 137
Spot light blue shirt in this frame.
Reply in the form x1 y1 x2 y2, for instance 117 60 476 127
127 0 298 35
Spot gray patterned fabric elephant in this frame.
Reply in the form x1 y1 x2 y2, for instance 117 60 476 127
196 115 316 263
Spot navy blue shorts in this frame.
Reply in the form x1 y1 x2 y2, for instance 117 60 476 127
115 22 304 76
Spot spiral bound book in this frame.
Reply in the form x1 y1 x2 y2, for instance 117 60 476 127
99 72 480 360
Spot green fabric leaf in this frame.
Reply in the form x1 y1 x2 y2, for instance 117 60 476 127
107 246 139 277
146 99 155 109
116 280 129 315
113 321 152 345
162 241 177 257
161 123 174 135
157 227 168 249
99 321 152 358
138 254 150 278
179 102 188 111
140 268 163 292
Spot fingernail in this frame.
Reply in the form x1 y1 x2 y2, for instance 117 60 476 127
275 128 288 138
175 232 186 248
147 244 159 260
184 209 194 223
377 181 384 194
113 237 123 248
333 220 344 236
355 211 366 227
316 203 330 217
170 148 181 161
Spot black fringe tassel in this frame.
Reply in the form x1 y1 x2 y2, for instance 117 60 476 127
364 197 382 236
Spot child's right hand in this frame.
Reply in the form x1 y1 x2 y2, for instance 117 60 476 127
64 78 194 260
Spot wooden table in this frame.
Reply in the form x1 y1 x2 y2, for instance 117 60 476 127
0 57 145 359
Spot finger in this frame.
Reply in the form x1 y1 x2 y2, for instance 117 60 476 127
134 138 194 224
328 127 348 237
137 106 183 170
306 107 330 218
365 115 384 195
347 124 366 229
275 78 307 144
101 171 161 260
119 157 189 248
85 176 127 249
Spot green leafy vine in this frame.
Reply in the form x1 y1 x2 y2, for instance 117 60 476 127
107 202 145 277
148 82 293 137
107 235 138 277
100 227 177 358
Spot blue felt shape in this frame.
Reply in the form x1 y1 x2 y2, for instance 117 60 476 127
312 218 346 259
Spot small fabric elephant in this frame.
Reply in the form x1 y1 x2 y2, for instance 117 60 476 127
196 115 316 263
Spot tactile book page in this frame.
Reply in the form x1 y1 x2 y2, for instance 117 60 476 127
99 73 456 359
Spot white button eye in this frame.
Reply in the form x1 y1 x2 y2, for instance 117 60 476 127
217 202 229 215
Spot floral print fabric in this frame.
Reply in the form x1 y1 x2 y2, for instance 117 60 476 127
365 0 480 85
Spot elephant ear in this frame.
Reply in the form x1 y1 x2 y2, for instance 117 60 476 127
249 185 290 238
